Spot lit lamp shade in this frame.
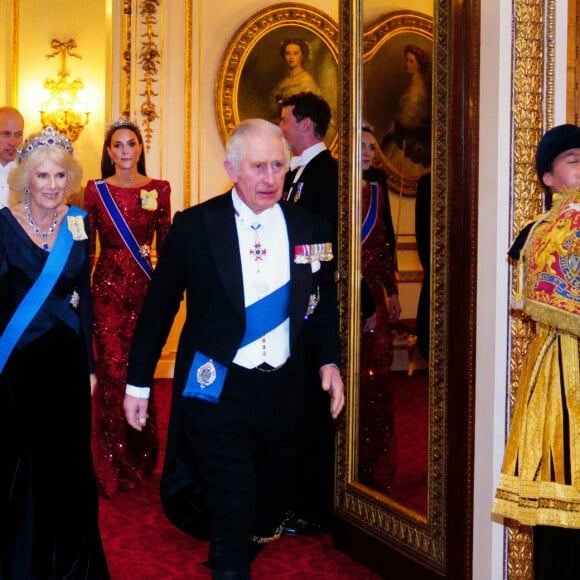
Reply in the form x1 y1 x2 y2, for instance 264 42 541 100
40 77 90 142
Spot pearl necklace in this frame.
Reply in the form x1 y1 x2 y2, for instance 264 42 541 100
24 197 58 251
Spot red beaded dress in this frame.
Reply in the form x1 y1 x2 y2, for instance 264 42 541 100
358 178 398 494
85 179 171 496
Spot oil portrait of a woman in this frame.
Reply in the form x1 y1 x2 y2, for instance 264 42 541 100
215 7 339 150
271 38 322 118
379 44 431 192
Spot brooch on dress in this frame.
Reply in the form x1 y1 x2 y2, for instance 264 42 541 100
69 290 80 309
67 216 88 240
141 189 158 211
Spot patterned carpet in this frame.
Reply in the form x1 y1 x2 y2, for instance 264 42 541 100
98 380 382 579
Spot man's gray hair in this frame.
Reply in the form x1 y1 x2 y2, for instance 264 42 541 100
226 119 290 173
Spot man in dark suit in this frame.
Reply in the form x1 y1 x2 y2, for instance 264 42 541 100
279 92 338 245
278 91 339 536
123 119 344 580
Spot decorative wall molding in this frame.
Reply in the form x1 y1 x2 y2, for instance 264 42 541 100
120 0 161 151
507 0 555 577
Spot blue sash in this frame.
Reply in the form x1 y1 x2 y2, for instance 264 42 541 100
0 206 83 375
239 282 290 347
94 179 153 279
361 182 379 244
182 281 291 403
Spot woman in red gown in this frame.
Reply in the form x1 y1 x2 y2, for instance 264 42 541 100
85 119 171 496
358 123 401 493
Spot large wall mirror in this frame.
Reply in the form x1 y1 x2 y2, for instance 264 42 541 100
334 0 479 577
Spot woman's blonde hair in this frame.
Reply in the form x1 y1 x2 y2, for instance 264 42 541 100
8 145 82 202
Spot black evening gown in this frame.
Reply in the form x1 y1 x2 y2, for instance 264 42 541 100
0 208 109 579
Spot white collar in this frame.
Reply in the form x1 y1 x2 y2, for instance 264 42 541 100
290 142 326 170
231 188 277 228
0 161 15 174
290 156 303 171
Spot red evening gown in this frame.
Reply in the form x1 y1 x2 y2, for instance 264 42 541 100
358 179 398 494
85 179 171 496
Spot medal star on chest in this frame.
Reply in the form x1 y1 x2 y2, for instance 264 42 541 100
250 240 267 261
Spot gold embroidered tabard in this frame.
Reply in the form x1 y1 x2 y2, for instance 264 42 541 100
522 188 580 335
493 188 580 528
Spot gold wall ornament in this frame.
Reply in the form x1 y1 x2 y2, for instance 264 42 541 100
39 39 90 142
121 0 133 119
119 0 160 152
138 0 160 151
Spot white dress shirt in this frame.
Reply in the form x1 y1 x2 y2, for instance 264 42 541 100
231 189 291 369
0 161 16 208
287 142 328 201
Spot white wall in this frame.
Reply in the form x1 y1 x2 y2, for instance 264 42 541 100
474 1 512 576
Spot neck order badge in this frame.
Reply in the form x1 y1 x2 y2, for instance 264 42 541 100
250 223 267 261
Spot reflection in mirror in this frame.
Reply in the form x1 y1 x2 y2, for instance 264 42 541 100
356 3 433 517
358 124 400 496
362 11 433 195
335 0 477 576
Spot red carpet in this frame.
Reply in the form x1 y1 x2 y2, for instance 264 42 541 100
98 380 382 579
387 370 428 514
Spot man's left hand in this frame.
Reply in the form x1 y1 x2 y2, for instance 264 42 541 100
123 394 150 431
320 364 345 419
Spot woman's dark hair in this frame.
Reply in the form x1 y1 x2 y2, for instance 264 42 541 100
280 38 310 62
404 44 430 75
101 119 147 178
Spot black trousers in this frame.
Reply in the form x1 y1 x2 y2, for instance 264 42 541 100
289 361 335 526
533 525 580 579
181 363 299 572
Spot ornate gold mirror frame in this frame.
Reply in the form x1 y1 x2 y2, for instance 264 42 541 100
334 0 479 577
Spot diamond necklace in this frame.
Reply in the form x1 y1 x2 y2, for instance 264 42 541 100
24 196 59 251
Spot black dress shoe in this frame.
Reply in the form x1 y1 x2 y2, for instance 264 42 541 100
282 517 331 536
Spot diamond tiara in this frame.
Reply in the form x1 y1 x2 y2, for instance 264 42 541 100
106 117 139 133
17 126 74 164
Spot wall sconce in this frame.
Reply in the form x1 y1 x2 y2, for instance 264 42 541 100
39 39 90 142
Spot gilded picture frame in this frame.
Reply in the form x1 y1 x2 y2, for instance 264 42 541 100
363 11 433 196
214 3 339 151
